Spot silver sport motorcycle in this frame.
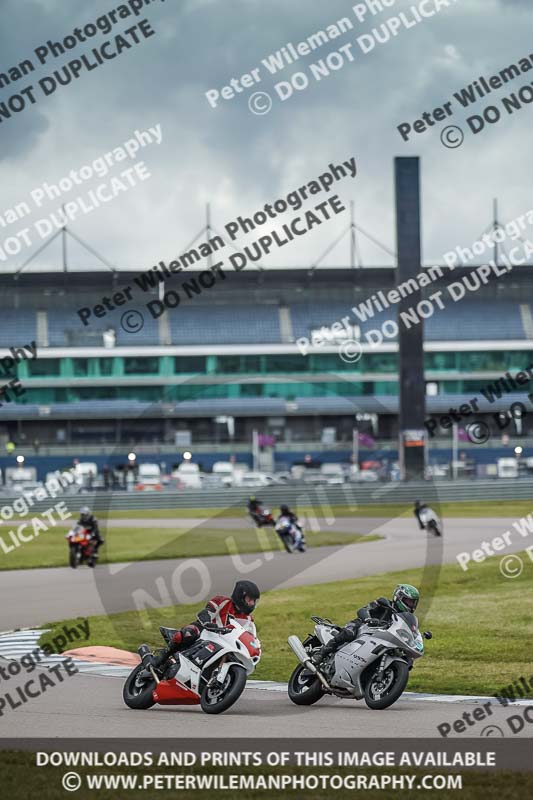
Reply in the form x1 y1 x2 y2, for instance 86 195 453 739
418 506 443 537
287 612 432 710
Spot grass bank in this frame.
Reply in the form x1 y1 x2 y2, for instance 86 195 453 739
39 549 533 697
101 500 533 519
0 524 378 570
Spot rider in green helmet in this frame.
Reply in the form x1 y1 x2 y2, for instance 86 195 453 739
312 584 420 665
392 584 420 613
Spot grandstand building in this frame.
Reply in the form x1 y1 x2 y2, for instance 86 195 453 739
1 263 532 476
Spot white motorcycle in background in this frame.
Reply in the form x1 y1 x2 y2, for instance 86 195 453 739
418 505 443 537
275 515 306 553
123 617 261 715
287 613 432 710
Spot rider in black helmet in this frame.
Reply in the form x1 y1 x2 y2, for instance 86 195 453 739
279 504 300 527
413 499 427 530
78 506 104 563
146 581 261 670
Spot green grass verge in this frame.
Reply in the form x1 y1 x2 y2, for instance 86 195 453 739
2 753 531 800
100 499 533 519
0 524 378 570
40 548 533 697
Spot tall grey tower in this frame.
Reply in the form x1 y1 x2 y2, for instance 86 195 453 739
395 157 425 480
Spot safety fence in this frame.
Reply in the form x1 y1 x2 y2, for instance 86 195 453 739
1 478 532 514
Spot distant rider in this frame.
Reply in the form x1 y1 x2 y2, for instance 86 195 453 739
312 584 420 665
277 504 304 549
278 504 301 530
78 505 104 561
413 500 441 535
413 500 428 530
146 580 261 670
247 495 263 512
247 496 266 523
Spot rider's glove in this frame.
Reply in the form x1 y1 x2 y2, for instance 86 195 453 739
202 622 232 633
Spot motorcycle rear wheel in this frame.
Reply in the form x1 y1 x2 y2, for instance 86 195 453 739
363 661 409 710
200 664 247 714
288 664 324 705
123 663 157 710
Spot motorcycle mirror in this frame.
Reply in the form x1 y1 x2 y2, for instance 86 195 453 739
423 631 433 640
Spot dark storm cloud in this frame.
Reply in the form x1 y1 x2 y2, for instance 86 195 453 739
0 0 51 159
1 0 532 271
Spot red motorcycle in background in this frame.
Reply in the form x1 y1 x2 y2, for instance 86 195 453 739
66 524 96 568
248 507 275 527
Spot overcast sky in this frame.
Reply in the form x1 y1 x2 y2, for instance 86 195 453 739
0 0 531 272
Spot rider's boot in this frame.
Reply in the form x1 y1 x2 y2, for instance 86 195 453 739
151 645 176 669
142 624 201 670
312 623 360 665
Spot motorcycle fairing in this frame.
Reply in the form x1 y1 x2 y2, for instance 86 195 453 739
153 679 200 705
169 626 258 695
181 639 225 669
331 636 378 696
328 620 424 695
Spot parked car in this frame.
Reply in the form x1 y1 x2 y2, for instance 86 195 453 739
240 472 272 488
136 463 163 491
11 480 44 494
174 462 202 489
356 469 379 482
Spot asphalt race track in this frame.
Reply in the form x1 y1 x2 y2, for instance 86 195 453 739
1 515 531 741
1 670 530 740
0 516 529 630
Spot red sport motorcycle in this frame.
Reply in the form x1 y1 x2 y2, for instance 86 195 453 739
66 524 96 568
123 617 261 715
248 506 275 527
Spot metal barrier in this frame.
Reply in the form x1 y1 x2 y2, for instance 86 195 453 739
1 479 532 514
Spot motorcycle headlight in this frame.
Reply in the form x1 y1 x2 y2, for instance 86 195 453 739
396 628 415 647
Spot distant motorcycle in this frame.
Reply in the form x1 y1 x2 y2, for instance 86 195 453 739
123 617 261 715
248 507 275 527
275 515 306 553
66 524 96 568
287 613 432 710
418 506 442 537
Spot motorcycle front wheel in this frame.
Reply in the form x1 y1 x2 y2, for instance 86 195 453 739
123 663 157 710
69 545 80 569
363 661 409 710
288 664 324 705
200 664 247 714
278 533 294 553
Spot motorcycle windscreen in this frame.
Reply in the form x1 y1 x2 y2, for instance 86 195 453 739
396 611 418 631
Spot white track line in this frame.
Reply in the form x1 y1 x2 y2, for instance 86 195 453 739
2 628 532 706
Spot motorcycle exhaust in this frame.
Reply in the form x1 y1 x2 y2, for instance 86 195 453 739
287 636 331 691
138 644 152 662
137 644 160 683
288 635 311 664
